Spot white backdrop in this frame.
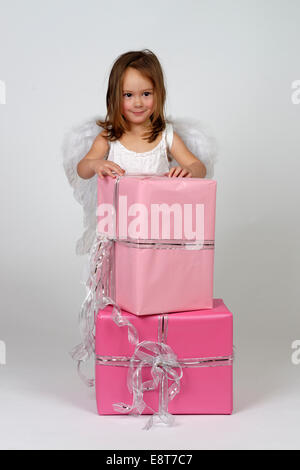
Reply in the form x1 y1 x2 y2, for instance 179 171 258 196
0 0 300 450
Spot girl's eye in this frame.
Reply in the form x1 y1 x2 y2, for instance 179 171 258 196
123 92 152 98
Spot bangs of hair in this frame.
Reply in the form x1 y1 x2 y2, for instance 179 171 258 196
97 49 167 143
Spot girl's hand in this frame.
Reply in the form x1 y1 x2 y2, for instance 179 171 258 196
90 160 125 179
167 166 193 178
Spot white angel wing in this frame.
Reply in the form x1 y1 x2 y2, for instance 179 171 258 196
62 119 103 255
167 117 218 179
62 116 218 255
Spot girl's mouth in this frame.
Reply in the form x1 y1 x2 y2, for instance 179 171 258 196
132 111 145 115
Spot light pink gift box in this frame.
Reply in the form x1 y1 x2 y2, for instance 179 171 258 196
97 175 217 315
95 299 233 416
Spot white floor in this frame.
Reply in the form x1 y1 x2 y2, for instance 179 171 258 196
1 330 299 450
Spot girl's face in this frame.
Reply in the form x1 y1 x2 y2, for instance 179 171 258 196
121 67 155 125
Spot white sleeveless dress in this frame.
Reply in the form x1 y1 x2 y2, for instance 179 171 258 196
106 122 174 174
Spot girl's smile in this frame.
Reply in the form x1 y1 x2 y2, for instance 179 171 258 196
122 67 155 125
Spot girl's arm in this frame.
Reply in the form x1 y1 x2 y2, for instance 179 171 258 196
77 131 125 179
168 132 207 178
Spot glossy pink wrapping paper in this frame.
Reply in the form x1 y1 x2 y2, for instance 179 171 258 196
97 176 217 315
95 299 233 415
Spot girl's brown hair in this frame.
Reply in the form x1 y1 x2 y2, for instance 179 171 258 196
96 49 167 143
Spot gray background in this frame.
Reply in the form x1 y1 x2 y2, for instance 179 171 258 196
0 0 299 450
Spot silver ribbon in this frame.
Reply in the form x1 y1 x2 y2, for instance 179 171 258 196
112 340 183 430
70 232 138 387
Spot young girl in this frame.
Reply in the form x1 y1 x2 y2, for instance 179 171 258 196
76 49 207 182
64 49 216 391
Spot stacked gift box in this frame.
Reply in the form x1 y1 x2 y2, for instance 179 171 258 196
95 175 233 423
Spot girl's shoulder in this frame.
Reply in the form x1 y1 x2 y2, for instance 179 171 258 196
165 121 174 151
98 129 110 139
92 129 110 152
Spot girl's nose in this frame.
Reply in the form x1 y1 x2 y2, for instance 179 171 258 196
134 96 142 107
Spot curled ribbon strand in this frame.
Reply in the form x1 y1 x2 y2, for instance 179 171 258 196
70 233 138 386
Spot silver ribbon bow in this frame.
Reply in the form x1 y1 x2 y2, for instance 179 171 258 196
113 340 183 430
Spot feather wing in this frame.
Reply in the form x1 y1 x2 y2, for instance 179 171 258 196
62 119 102 255
167 116 218 178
